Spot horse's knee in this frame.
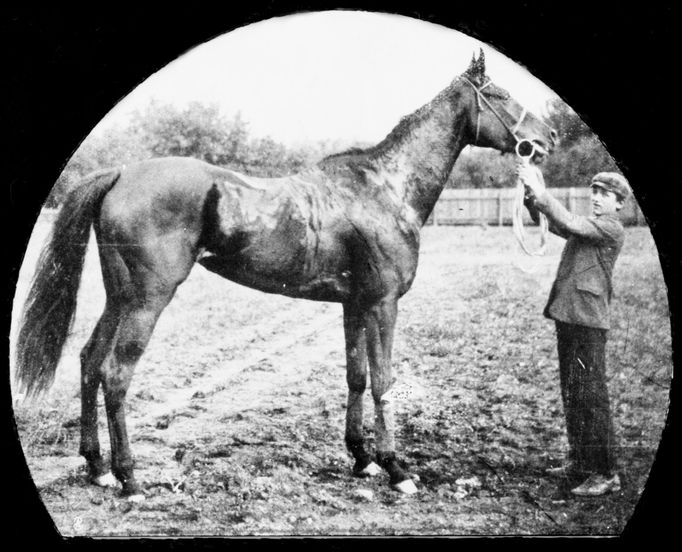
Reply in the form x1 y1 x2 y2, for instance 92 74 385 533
347 371 367 394
371 380 395 405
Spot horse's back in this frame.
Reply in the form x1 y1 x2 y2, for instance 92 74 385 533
99 157 214 228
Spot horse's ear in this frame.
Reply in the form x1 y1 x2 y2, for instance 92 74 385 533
466 52 479 75
465 49 487 83
477 48 486 73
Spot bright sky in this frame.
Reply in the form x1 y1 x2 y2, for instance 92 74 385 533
96 10 560 147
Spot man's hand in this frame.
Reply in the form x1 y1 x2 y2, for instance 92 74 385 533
516 162 546 196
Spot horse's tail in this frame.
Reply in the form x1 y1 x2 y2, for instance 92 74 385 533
14 168 121 397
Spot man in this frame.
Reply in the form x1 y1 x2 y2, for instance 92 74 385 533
518 165 631 497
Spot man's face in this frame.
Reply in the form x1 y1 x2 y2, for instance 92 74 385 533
591 185 622 216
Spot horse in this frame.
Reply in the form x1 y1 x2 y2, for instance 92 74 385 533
14 50 557 500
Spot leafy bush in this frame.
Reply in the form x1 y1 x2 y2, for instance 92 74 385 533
49 101 329 207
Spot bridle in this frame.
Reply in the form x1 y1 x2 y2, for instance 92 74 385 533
461 76 550 157
461 76 550 257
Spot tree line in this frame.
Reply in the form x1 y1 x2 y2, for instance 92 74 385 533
48 97 619 207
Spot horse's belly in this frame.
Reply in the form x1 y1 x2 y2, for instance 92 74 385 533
197 252 351 302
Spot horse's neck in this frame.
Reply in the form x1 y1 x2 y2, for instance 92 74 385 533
372 90 469 225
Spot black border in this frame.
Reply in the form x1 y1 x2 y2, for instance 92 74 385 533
4 3 679 545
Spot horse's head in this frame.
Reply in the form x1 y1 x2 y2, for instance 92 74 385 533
459 50 557 159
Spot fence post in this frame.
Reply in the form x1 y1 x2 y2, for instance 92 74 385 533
567 187 576 213
497 189 503 226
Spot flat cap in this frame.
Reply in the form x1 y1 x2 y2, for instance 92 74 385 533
591 172 631 201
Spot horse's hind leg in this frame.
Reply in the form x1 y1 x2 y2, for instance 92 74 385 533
79 245 129 488
102 281 182 499
79 301 121 487
103 235 197 499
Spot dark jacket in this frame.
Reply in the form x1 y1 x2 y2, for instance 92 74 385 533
526 190 625 329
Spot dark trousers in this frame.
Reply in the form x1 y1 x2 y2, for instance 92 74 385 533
555 321 616 476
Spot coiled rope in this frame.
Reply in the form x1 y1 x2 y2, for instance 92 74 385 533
512 140 548 256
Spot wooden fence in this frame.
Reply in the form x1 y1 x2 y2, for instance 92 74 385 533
427 187 646 226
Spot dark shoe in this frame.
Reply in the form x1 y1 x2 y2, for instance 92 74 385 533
570 473 621 497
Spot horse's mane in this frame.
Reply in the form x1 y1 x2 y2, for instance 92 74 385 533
319 81 460 167
321 146 372 161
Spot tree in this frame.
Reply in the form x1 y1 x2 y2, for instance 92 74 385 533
131 101 247 167
47 100 325 206
541 134 619 188
544 98 592 149
246 136 308 176
447 147 517 189
47 124 147 207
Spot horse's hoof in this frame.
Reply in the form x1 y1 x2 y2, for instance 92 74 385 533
92 473 118 488
126 493 146 503
358 461 382 477
392 478 419 495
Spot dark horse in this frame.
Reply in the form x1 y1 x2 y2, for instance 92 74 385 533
15 52 556 500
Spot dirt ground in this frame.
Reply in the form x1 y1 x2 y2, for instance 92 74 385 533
10 221 672 537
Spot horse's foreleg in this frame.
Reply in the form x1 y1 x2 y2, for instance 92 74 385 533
343 303 380 477
366 297 417 494
79 302 120 487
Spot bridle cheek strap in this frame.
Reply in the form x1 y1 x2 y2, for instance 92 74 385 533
462 76 524 147
473 80 493 144
511 107 527 135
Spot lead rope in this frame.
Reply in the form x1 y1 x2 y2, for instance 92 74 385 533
460 78 550 256
512 141 548 256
